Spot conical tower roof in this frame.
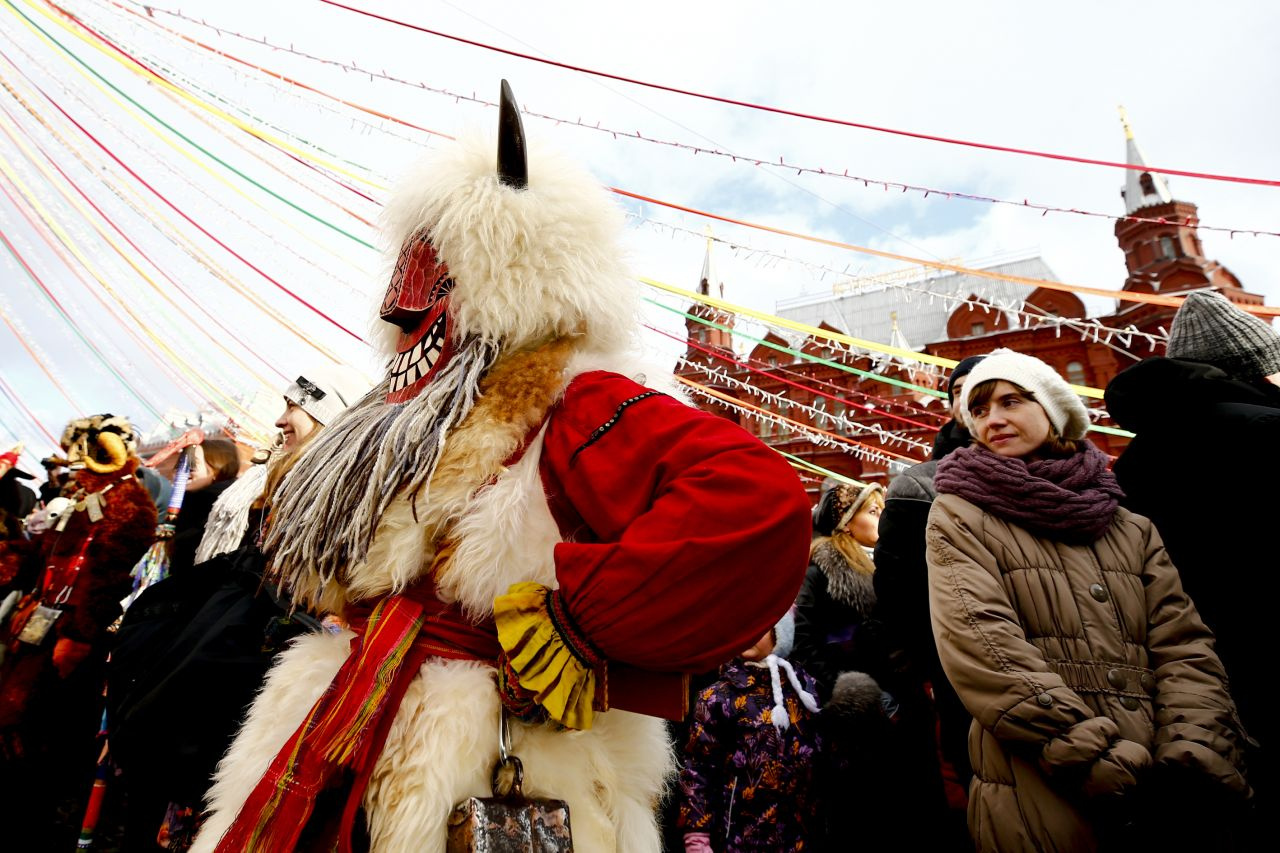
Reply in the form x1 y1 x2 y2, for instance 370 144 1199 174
1119 107 1173 214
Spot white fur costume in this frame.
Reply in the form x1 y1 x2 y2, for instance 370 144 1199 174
194 132 671 852
194 428 673 851
194 107 810 852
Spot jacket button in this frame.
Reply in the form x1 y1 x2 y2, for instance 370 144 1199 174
1037 693 1054 707
1107 669 1127 689
1140 673 1156 692
1089 583 1109 602
1120 695 1141 711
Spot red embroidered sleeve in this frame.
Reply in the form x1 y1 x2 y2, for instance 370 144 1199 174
539 371 811 673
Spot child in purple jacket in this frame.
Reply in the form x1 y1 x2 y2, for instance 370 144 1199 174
677 612 823 852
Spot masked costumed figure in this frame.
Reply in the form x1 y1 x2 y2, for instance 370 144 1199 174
193 82 812 852
0 415 156 844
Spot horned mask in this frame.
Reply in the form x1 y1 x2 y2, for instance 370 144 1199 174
379 80 529 403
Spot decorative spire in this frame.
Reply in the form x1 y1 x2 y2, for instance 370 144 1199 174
698 226 716 297
1118 106 1172 214
888 311 911 350
1118 105 1135 141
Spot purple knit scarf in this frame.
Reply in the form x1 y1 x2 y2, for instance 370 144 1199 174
934 442 1124 543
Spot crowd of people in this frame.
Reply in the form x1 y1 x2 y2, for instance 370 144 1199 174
0 96 1275 851
0 286 1274 853
662 290 1275 852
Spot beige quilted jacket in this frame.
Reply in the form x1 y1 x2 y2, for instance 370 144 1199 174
926 494 1248 852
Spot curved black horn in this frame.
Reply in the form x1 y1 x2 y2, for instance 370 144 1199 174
497 79 528 190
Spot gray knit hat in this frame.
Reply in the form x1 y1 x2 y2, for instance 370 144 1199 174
1166 291 1280 379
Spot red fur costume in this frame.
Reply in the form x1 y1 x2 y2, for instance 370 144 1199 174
0 417 156 845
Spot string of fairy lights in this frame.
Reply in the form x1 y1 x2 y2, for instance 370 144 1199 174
0 0 1273 475
123 0 1280 241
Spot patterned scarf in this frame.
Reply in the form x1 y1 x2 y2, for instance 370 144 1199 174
212 592 499 853
934 442 1123 543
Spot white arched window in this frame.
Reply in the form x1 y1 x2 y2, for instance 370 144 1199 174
1066 361 1086 387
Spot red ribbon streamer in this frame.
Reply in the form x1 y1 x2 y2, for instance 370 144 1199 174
317 0 1280 188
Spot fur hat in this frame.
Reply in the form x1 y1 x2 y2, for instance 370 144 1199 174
60 414 138 473
961 349 1090 440
813 482 884 537
824 671 885 721
377 133 638 359
1166 290 1280 380
283 364 370 426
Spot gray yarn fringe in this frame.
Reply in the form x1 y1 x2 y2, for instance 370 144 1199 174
265 337 499 593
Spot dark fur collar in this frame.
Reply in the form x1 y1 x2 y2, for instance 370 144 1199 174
810 539 877 618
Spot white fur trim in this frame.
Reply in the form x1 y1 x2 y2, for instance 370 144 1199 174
194 639 672 852
192 631 350 853
563 349 692 406
437 428 560 618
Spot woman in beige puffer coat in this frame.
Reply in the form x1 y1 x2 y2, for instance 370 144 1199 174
926 350 1249 852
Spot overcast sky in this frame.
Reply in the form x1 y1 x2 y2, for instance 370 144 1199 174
1 0 1277 462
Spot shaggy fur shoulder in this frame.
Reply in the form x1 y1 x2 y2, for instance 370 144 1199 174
809 541 877 619
312 340 575 608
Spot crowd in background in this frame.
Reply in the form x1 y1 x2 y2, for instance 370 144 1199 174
663 289 1274 852
0 290 1274 851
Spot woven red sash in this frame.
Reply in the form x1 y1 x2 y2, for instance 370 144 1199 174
213 587 499 852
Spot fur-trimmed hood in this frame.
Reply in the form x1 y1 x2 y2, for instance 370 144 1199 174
809 539 877 620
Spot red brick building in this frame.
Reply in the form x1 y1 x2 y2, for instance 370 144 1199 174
677 127 1269 497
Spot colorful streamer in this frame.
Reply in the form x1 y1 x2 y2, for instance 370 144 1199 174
314 0 1280 187
131 4 1277 241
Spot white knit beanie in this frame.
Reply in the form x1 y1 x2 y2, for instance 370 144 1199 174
960 349 1090 440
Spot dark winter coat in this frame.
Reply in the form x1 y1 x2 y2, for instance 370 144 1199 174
792 541 881 702
1107 359 1277 778
677 659 823 852
873 450 974 848
167 477 234 577
931 419 972 460
875 426 973 773
108 543 318 847
794 541 931 850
